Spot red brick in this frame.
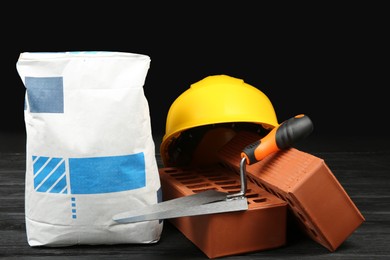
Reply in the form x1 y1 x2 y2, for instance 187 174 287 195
159 165 287 258
217 131 365 251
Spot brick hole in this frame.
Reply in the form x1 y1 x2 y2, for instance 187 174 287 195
254 180 264 189
277 193 287 201
187 183 212 189
253 198 267 203
247 175 256 183
296 211 307 223
181 179 204 185
245 193 259 199
309 227 318 237
208 177 230 181
286 197 295 207
215 180 236 185
227 189 240 194
202 174 223 179
170 172 192 177
193 188 217 193
269 189 279 196
275 192 284 199
263 186 272 194
175 175 198 181
221 184 241 190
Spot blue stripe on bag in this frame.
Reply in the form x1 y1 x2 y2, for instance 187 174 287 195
68 153 146 194
32 156 66 193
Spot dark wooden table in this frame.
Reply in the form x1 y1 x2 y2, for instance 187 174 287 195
1 133 389 259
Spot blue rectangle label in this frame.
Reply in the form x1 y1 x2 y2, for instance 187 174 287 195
68 153 146 194
25 76 64 113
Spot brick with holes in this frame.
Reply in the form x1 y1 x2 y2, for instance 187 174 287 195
217 131 365 252
159 165 287 259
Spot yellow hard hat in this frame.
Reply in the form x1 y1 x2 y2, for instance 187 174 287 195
160 74 279 167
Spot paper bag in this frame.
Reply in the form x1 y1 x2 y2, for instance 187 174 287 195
16 51 163 246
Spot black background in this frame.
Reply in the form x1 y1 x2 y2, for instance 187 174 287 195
2 3 388 138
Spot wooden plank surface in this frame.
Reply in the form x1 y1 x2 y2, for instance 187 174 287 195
0 133 389 259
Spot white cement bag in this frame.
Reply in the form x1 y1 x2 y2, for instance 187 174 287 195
16 51 163 246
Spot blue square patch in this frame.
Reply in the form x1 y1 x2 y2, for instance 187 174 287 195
25 77 64 113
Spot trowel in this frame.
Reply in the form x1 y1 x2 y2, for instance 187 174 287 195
113 114 313 223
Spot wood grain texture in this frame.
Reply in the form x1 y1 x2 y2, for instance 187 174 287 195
0 134 389 259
